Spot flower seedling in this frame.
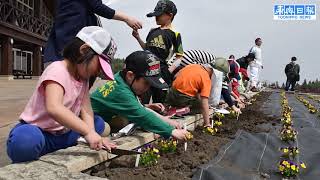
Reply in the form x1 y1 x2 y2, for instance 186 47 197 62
157 138 177 153
213 112 225 121
228 110 237 119
280 126 297 142
281 117 292 126
278 160 306 178
296 96 319 114
280 147 299 159
139 144 160 166
203 126 218 135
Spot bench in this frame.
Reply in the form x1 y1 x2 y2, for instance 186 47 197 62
13 70 32 79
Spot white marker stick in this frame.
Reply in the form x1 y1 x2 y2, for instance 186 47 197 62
211 119 214 128
184 123 187 151
236 112 240 121
135 148 142 167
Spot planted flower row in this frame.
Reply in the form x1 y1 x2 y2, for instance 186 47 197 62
307 95 320 103
139 132 193 166
296 95 318 114
278 92 306 178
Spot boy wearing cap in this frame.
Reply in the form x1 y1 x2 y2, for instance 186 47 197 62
91 51 189 140
132 0 184 103
166 58 229 127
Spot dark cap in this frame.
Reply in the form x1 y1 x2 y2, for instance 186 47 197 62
147 0 177 17
125 51 168 89
291 56 297 61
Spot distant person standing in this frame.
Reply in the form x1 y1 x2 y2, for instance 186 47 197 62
249 38 263 91
44 0 142 67
285 57 300 91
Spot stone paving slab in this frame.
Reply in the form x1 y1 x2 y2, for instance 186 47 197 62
0 160 106 180
39 131 156 173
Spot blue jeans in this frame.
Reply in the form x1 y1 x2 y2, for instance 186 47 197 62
6 115 105 163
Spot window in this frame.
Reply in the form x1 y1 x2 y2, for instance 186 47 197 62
16 0 34 15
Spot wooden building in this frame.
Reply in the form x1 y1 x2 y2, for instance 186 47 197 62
0 0 54 79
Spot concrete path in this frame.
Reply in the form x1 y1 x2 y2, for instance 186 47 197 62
0 79 37 167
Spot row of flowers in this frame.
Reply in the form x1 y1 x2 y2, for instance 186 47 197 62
278 92 306 178
139 93 259 166
139 132 193 166
307 95 320 103
296 95 318 114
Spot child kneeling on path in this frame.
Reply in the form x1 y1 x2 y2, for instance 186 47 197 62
166 58 229 127
6 26 117 163
91 51 189 140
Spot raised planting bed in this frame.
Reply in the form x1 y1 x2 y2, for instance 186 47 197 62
85 92 273 180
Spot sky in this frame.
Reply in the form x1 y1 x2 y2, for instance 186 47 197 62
101 0 320 84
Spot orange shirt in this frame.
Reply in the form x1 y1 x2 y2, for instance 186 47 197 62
173 64 212 98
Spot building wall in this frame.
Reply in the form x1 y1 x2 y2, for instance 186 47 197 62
0 0 53 77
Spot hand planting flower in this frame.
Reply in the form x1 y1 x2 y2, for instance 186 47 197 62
139 144 160 166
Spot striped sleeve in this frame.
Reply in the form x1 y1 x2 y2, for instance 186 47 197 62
176 50 215 67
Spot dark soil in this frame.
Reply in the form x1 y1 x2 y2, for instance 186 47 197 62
85 92 273 180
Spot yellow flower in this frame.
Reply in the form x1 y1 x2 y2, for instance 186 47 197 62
157 155 160 158
283 149 289 153
291 165 296 171
173 141 177 146
279 165 285 171
153 148 159 153
301 163 307 169
286 130 291 133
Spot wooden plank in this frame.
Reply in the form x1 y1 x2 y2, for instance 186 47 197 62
0 22 47 46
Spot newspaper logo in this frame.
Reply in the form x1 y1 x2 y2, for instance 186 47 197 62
274 4 316 20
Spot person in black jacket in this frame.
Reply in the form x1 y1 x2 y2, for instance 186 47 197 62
236 53 255 82
285 57 300 91
44 0 142 66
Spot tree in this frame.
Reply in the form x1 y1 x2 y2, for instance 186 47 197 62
302 79 307 86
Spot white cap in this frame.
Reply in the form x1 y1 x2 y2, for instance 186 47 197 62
76 26 117 80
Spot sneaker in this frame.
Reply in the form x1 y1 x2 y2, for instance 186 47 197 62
165 107 190 117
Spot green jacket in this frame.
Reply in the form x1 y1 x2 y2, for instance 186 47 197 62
90 72 174 138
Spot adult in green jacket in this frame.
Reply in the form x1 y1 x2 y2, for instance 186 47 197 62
91 51 188 140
